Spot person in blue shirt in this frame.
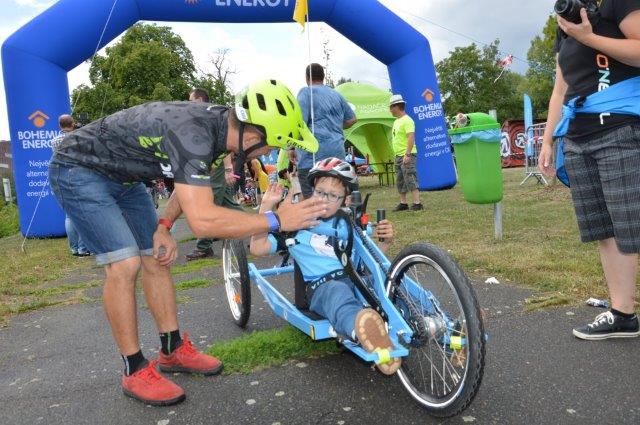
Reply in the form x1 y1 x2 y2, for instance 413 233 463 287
250 158 401 375
289 64 357 198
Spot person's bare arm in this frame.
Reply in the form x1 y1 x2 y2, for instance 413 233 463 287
250 184 283 257
559 10 640 68
343 117 357 129
406 133 415 155
161 191 183 222
174 183 327 239
539 57 569 176
403 132 416 164
249 232 273 256
152 192 183 266
542 59 568 146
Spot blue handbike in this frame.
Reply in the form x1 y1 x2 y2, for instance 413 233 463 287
222 193 486 417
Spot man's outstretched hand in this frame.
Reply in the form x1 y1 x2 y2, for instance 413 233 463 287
276 191 327 231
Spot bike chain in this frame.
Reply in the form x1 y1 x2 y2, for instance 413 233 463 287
395 288 429 347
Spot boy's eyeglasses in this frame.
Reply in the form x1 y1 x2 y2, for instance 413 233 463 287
313 189 344 203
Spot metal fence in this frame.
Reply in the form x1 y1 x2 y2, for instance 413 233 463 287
521 122 548 185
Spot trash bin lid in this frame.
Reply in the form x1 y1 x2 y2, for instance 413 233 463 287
449 128 501 144
448 112 500 135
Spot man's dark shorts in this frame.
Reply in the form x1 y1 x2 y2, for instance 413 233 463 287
564 124 640 253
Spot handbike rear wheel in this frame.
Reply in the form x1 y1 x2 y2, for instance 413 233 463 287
222 239 251 328
386 243 485 417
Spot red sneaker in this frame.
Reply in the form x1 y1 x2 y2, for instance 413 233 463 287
121 360 185 406
158 332 223 376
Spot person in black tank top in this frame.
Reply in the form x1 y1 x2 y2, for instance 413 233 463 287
539 1 640 340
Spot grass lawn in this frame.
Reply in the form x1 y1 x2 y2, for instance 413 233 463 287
174 277 218 291
171 258 221 275
3 167 637 325
0 234 100 325
0 203 19 237
208 326 340 374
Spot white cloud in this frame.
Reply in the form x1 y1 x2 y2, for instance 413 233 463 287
11 0 56 11
380 0 556 73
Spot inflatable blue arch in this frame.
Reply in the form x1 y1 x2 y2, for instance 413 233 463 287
2 0 457 237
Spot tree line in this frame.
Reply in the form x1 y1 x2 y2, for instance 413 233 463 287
72 17 558 124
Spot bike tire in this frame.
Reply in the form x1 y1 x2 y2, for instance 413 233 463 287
222 239 251 328
386 243 485 417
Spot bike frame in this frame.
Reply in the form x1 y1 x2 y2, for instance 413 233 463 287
247 219 461 364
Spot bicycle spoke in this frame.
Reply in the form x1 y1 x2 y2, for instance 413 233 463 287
419 346 451 394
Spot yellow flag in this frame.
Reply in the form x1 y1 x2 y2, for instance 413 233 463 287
293 0 308 29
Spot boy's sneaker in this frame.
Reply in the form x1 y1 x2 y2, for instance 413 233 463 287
573 311 640 340
122 360 185 406
354 308 402 375
393 203 409 212
411 203 424 211
158 333 223 375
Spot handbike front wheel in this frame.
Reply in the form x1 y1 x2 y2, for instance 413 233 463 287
222 239 251 328
386 243 485 417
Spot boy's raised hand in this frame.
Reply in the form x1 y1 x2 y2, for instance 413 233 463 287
260 183 284 211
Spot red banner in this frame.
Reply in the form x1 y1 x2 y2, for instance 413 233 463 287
500 120 525 168
500 120 545 168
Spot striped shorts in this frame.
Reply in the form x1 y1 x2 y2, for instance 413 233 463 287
564 124 640 253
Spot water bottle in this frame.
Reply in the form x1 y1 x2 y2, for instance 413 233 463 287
268 171 278 185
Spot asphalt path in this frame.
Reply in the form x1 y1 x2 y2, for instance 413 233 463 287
1 216 639 424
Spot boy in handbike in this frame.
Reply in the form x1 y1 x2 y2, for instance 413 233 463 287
250 158 401 374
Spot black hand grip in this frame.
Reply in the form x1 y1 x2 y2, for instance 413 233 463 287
377 209 386 242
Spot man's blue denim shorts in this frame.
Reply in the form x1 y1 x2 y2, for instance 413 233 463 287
48 163 157 265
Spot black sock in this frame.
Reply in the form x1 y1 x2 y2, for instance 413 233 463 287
611 308 636 319
160 329 182 355
122 350 147 376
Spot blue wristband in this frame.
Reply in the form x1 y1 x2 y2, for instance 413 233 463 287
264 211 281 233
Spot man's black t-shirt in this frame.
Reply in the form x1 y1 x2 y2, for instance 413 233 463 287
51 102 229 185
555 0 640 140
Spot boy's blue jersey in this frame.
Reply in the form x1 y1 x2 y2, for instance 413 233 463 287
267 222 342 281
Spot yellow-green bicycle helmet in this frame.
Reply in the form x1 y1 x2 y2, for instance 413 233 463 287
235 79 318 153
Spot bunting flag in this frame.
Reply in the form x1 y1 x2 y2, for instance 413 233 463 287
293 0 308 29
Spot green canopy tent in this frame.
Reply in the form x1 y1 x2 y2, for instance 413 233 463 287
335 82 395 173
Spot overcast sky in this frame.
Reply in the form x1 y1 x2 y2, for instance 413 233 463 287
0 0 557 140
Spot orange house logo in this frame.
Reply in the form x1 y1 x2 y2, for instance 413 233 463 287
422 89 435 103
28 110 49 128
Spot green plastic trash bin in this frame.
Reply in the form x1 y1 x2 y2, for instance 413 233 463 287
448 113 503 204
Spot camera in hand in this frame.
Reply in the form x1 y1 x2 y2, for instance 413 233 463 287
554 0 600 25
